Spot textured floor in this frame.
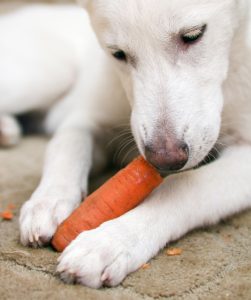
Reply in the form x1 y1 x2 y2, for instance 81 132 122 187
0 137 251 300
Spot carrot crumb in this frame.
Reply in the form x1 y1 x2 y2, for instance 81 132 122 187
1 210 14 220
141 263 151 270
166 248 183 256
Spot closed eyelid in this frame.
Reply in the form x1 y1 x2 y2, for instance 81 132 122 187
107 45 119 50
181 24 207 36
184 28 202 37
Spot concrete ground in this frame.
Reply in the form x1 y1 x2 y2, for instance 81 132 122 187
0 137 251 300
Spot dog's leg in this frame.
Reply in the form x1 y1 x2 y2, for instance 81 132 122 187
19 123 94 247
0 114 22 147
57 144 251 288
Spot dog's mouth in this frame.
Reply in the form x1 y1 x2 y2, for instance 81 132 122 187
156 166 190 178
196 146 221 167
189 146 221 172
153 146 221 178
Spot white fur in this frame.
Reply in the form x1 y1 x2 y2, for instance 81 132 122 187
0 114 21 146
0 1 249 288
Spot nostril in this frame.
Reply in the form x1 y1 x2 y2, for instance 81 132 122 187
179 142 189 158
181 143 187 151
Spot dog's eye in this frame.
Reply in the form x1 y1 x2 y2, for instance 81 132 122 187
112 50 127 62
181 24 207 44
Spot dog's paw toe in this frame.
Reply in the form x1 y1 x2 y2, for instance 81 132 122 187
57 227 131 288
19 201 57 247
19 196 79 248
101 254 129 287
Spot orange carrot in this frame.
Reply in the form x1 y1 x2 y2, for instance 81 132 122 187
52 156 163 252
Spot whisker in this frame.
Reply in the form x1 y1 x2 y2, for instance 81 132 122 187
121 146 138 167
208 152 217 161
106 131 132 149
114 139 135 163
216 141 228 147
213 147 221 156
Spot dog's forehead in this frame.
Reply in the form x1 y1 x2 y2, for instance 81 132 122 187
90 0 236 34
91 0 235 18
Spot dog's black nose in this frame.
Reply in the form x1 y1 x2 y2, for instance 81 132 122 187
145 141 189 172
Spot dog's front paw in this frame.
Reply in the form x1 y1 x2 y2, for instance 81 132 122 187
57 223 141 288
19 190 80 248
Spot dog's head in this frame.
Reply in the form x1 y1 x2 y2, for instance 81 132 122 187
80 0 244 171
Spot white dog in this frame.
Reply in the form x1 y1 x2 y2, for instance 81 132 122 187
0 0 250 288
